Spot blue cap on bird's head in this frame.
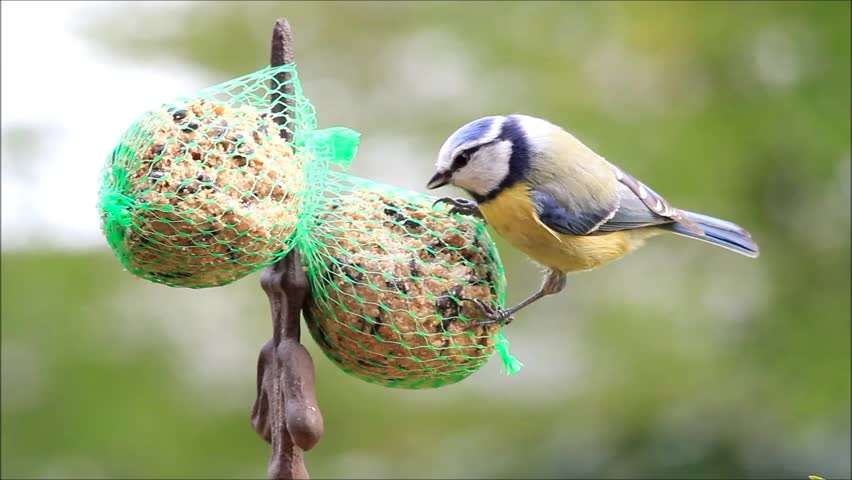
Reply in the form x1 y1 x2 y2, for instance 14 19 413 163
441 116 504 156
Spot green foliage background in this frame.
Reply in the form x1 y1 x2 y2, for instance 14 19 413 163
2 1 849 478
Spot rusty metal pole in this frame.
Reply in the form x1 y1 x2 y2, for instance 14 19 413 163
250 18 324 480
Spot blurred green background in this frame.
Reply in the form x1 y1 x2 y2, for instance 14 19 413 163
2 1 849 478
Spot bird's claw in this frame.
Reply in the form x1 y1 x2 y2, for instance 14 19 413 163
433 197 485 221
460 298 514 328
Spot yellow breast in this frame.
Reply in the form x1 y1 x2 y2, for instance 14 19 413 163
478 184 648 273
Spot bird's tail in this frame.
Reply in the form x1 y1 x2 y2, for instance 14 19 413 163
661 210 759 258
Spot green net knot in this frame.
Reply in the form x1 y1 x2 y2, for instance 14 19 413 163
496 332 524 375
98 145 136 253
99 189 135 249
298 127 361 169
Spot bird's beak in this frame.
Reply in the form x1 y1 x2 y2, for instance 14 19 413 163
426 170 450 189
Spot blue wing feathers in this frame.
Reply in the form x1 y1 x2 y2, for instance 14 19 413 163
595 195 672 232
532 189 612 235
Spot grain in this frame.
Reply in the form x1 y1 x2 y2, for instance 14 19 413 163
115 98 304 287
305 188 502 387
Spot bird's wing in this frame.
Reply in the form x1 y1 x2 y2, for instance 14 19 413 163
592 183 674 232
532 165 703 236
531 187 617 236
607 165 703 234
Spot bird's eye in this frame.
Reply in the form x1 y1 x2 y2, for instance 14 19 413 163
453 151 471 169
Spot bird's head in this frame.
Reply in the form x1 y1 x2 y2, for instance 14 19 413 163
427 114 555 201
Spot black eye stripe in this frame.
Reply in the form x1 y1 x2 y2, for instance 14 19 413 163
452 148 476 170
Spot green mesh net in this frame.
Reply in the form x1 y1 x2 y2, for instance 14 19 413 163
298 170 523 389
97 64 522 387
97 64 319 288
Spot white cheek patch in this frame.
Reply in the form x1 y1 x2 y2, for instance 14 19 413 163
454 140 512 196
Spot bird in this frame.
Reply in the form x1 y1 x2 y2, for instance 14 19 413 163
426 114 759 326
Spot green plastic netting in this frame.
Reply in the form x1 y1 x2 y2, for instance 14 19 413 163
97 63 522 388
298 170 523 389
97 64 319 288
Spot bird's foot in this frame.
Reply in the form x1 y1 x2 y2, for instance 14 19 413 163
433 197 485 221
460 298 514 328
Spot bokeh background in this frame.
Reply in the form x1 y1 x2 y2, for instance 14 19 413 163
2 1 849 478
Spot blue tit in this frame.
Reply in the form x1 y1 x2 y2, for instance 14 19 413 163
426 114 759 326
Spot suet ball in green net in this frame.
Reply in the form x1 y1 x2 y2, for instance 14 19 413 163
97 65 317 288
300 172 522 389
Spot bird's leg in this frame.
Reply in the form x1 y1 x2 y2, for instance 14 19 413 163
463 270 567 327
432 197 485 221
